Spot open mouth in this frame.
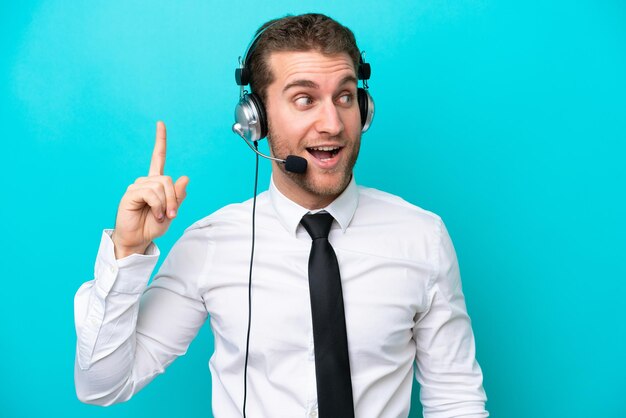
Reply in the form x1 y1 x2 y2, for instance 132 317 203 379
306 146 342 162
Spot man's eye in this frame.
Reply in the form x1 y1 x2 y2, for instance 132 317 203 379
337 93 354 105
295 96 313 107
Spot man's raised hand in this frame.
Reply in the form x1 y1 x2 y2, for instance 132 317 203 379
111 121 189 259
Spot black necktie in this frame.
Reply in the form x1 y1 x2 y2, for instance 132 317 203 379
300 213 355 418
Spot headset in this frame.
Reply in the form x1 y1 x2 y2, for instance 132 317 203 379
233 25 375 145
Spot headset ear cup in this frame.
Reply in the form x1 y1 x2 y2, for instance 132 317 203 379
357 88 374 133
247 93 268 139
234 92 268 142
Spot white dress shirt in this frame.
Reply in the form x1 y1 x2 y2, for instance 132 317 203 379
74 177 488 417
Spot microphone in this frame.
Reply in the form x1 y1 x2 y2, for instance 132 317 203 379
232 123 308 174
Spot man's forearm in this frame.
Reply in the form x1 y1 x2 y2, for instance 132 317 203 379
74 230 159 404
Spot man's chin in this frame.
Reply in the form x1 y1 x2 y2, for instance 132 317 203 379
299 171 352 198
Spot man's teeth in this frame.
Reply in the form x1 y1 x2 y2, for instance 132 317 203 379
307 146 340 162
310 146 339 151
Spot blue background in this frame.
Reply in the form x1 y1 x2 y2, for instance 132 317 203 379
1 1 625 417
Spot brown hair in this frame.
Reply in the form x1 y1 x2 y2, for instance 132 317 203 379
247 13 361 103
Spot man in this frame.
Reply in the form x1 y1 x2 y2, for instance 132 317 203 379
74 13 488 417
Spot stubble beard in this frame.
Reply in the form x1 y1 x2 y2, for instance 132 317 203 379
267 129 361 199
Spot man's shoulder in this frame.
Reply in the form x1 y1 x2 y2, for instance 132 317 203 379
356 185 442 226
351 185 449 261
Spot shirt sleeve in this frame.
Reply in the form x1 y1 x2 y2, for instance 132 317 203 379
413 220 489 418
74 229 209 405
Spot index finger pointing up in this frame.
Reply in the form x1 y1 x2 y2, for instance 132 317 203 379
149 121 167 176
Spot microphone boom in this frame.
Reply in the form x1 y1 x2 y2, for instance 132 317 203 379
232 123 307 174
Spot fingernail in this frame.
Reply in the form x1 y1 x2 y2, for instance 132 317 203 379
169 209 176 218
157 212 164 220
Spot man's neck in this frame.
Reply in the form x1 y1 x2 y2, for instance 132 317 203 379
274 181 337 210
271 172 348 210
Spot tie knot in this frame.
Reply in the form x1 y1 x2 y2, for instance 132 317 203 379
301 213 334 240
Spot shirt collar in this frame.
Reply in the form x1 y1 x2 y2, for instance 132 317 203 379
269 175 359 237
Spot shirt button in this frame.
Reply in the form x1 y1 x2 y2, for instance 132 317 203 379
309 410 317 417
109 265 116 274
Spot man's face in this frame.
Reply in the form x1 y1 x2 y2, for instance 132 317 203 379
264 50 362 209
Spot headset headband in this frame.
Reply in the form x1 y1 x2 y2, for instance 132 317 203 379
235 22 371 91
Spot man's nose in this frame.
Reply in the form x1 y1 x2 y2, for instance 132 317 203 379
315 100 344 137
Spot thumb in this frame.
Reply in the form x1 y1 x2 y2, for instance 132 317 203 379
175 175 189 205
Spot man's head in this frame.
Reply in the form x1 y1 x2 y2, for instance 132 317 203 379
246 14 365 209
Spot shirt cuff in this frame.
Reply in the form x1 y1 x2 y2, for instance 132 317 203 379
94 230 160 295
